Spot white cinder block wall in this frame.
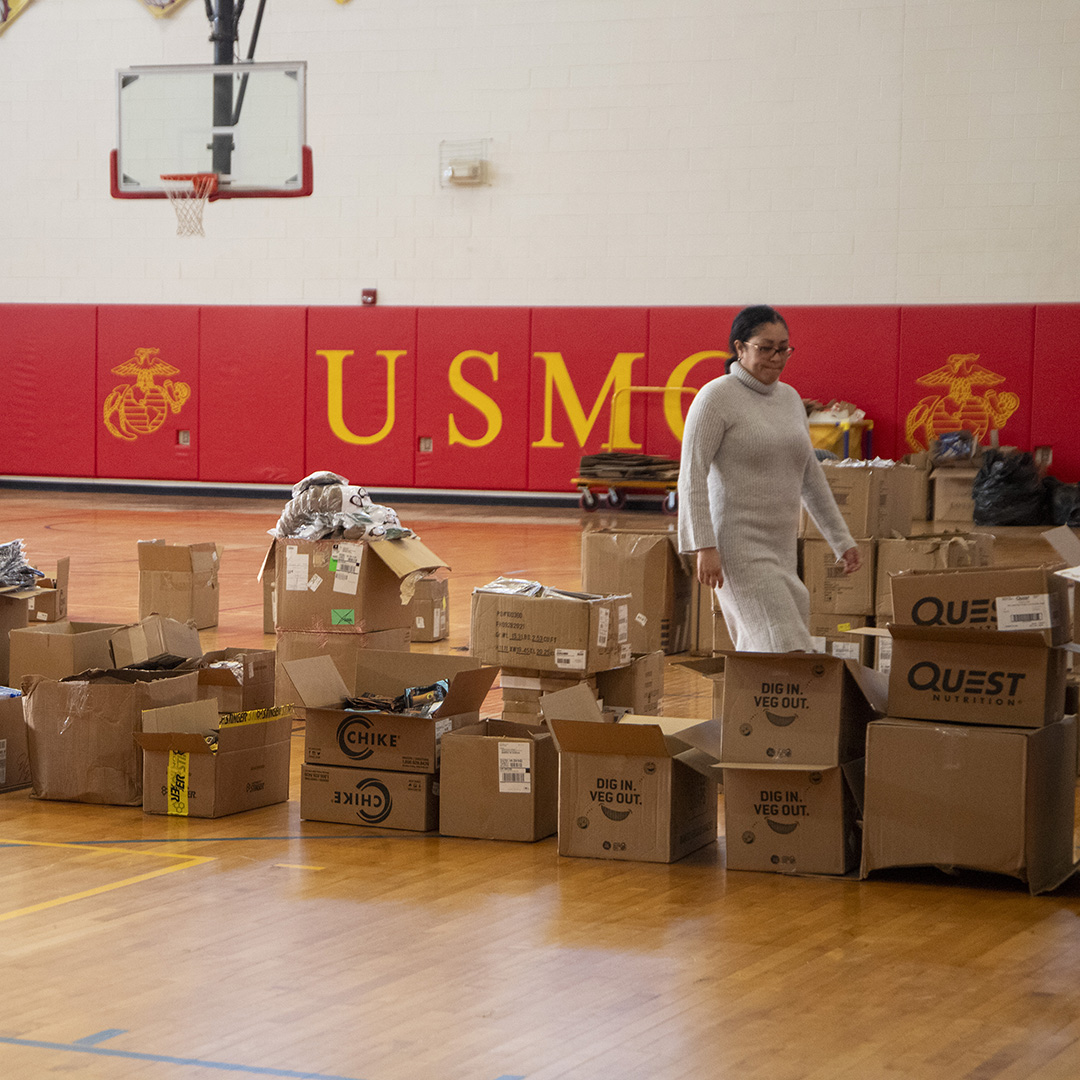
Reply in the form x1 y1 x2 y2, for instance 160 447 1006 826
1 0 1077 306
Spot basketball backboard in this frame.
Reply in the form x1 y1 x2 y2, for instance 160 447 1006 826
111 60 312 199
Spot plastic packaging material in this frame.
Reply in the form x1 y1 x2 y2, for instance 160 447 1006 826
0 539 43 590
342 680 450 718
475 577 546 597
1045 477 1080 528
271 472 413 542
832 456 900 469
0 686 21 699
972 449 1050 527
931 430 978 464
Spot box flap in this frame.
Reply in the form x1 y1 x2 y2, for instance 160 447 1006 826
280 654 351 708
434 665 500 716
618 715 723 763
1044 525 1080 582
844 659 889 716
134 730 215 754
720 760 839 772
109 615 203 668
676 656 726 681
368 536 449 581
138 540 195 573
257 539 276 584
548 716 671 757
886 623 1056 649
540 682 606 723
142 697 220 735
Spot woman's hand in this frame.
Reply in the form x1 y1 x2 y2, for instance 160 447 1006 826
696 547 724 590
839 546 862 575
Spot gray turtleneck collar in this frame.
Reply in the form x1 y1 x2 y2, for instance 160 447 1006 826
731 360 777 395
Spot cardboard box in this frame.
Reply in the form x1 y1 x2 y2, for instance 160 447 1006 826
889 565 1072 646
807 613 872 665
266 535 447 634
439 719 557 842
8 620 127 688
22 668 200 805
109 614 203 669
801 463 921 540
499 668 597 724
0 689 31 793
721 760 863 876
580 528 693 655
875 534 995 621
886 624 1067 728
595 651 664 717
719 652 887 766
180 648 276 713
135 699 293 817
931 467 979 527
407 576 449 642
0 557 69 625
470 585 631 675
285 652 496 773
861 716 1078 894
138 540 222 629
300 763 439 831
801 538 875 616
274 627 412 711
547 717 719 864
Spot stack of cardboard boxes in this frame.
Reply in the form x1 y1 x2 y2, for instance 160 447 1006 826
0 557 69 687
861 564 1077 894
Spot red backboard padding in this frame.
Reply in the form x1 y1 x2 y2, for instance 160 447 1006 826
414 307 532 491
1032 305 1080 484
305 306 418 489
0 304 97 478
97 305 200 481
198 306 307 485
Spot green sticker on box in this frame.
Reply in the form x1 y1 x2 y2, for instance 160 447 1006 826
331 609 356 625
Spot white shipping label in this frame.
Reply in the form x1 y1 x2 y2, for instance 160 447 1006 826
997 594 1052 631
434 716 454 766
619 643 632 666
35 612 48 621
617 603 629 644
877 636 893 676
809 636 827 653
415 616 426 629
829 641 861 661
285 547 309 591
331 543 363 596
306 574 322 594
555 648 587 671
498 740 532 793
596 606 610 647
635 612 647 626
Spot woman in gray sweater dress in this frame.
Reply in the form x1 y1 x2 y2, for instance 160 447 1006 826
677 305 861 653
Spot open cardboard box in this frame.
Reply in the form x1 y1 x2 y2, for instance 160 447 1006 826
138 540 222 629
135 698 293 818
284 651 497 773
109 614 203 670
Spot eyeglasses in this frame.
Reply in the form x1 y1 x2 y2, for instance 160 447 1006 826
745 342 795 360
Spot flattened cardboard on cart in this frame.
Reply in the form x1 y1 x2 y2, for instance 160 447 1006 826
300 763 439 831
22 667 200 805
8 620 127 688
0 690 31 793
179 647 276 714
889 564 1071 646
407 575 449 642
138 540 222 629
108 614 203 670
861 716 1078 895
547 717 719 864
580 527 693 655
886 624 1067 728
439 719 557 842
875 534 994 621
265 535 447 634
721 759 864 877
284 652 496 773
719 652 887 766
135 699 292 818
470 586 631 675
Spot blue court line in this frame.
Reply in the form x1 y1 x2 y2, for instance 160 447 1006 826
0 1033 366 1079
73 1029 127 1045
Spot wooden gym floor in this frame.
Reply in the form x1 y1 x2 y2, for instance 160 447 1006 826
2 486 1080 1080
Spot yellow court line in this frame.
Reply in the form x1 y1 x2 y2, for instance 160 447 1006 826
274 863 324 870
0 839 213 923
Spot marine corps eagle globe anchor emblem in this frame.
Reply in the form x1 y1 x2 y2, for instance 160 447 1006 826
103 347 191 442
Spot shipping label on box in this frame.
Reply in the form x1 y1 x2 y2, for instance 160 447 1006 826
300 763 439 831
886 624 1067 728
722 761 862 876
720 652 887 766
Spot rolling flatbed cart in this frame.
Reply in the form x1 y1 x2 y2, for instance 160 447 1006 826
572 385 697 513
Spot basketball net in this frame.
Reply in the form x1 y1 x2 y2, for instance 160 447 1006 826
160 173 218 237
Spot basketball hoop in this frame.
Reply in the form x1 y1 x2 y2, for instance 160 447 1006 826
160 173 218 237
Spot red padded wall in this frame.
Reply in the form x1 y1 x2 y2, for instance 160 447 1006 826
199 306 307 485
414 308 531 491
528 307 649 493
898 305 1034 459
306 307 417 489
1032 304 1080 483
97 305 200 481
0 304 97 478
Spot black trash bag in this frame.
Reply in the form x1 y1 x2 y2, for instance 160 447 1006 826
1045 476 1080 527
972 449 1050 526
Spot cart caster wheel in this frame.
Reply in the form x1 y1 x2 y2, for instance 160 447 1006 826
662 490 678 515
606 488 627 510
580 489 599 512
